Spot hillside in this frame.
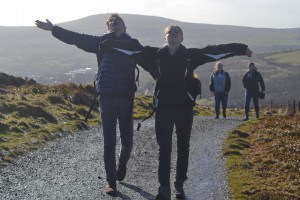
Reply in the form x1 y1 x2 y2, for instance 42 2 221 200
0 14 300 106
1 13 300 77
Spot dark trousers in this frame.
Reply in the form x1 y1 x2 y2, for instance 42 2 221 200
245 90 259 118
99 96 133 183
214 92 228 116
155 106 193 187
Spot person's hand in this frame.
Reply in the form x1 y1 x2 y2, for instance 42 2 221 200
35 19 54 31
246 47 253 57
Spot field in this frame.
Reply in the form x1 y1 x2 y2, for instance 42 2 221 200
263 50 300 67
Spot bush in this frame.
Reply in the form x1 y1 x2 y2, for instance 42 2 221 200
0 122 10 134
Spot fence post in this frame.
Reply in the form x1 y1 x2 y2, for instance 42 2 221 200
270 100 273 108
298 101 300 112
287 100 294 116
293 100 296 114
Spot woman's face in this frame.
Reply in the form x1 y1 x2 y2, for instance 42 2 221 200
217 63 223 71
165 27 183 45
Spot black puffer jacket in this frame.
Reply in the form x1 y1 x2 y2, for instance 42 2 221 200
242 70 265 94
52 26 142 99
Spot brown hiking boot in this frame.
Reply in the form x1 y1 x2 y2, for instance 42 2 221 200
116 164 127 181
174 181 185 199
104 181 117 196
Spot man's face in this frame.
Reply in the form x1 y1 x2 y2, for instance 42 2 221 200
108 17 125 33
165 28 183 45
249 65 255 71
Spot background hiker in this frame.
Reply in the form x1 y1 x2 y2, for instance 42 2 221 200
242 62 265 120
35 13 143 196
209 61 231 119
141 25 252 200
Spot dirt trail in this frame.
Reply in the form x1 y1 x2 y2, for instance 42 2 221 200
0 117 242 200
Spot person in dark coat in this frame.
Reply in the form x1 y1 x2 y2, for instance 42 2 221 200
35 13 143 196
141 25 252 200
209 62 231 119
242 62 265 120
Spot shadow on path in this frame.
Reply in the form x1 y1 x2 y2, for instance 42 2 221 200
120 182 155 200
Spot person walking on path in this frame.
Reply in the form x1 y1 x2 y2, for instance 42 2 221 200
139 25 252 200
35 13 143 196
209 61 231 119
242 62 265 120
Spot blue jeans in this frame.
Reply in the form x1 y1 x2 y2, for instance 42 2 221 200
155 106 193 187
245 90 259 118
214 92 228 116
99 96 133 183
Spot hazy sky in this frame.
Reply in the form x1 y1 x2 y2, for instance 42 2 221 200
1 0 300 28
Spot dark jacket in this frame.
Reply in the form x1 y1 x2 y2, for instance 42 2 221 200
143 43 248 107
209 70 231 93
52 26 142 99
242 70 265 94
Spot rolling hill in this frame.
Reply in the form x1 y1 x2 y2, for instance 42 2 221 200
0 13 300 106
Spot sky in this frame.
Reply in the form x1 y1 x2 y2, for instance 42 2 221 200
1 0 300 28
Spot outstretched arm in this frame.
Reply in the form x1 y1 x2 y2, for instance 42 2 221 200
189 43 252 68
35 19 54 31
35 19 100 53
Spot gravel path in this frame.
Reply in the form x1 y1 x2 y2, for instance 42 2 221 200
0 116 242 200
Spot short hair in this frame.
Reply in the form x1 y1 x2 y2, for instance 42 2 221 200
164 25 183 36
106 13 125 31
248 62 255 67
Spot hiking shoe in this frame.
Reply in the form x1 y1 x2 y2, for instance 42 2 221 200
223 111 226 118
155 186 171 200
116 164 126 181
243 118 249 121
215 116 219 119
104 181 117 196
174 181 185 199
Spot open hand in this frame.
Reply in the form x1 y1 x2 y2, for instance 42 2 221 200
35 19 54 31
246 47 253 57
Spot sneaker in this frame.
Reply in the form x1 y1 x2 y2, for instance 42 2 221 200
155 186 171 200
215 116 219 119
116 164 126 181
104 181 117 196
174 181 185 199
243 118 249 121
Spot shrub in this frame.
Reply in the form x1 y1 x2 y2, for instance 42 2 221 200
47 95 65 104
0 122 10 134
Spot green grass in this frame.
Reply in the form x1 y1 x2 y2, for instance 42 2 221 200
264 50 300 67
0 84 170 166
224 115 300 199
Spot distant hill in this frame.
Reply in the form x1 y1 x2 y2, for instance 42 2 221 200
0 13 300 106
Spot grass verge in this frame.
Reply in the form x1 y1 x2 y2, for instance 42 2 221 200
224 115 300 199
